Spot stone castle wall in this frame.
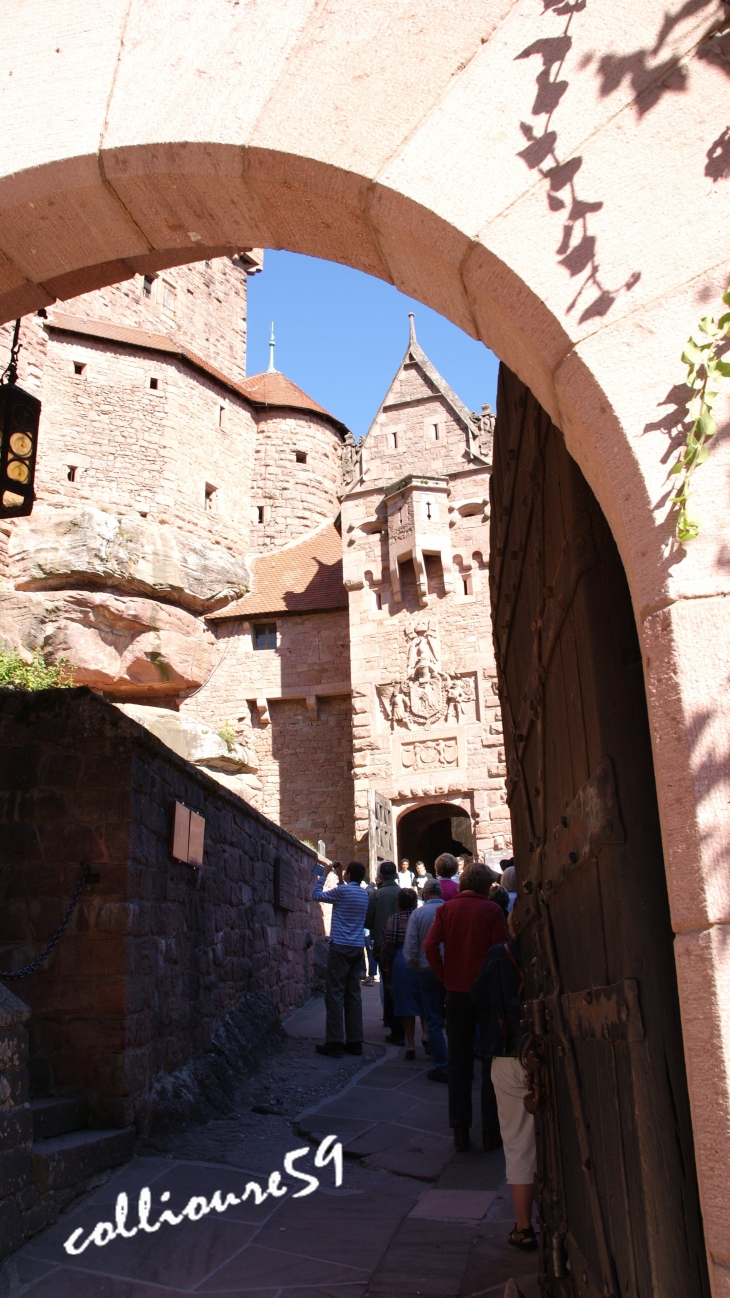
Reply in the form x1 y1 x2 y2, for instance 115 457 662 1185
248 410 346 552
251 694 355 862
181 608 354 859
0 689 323 1134
49 255 254 384
342 338 510 866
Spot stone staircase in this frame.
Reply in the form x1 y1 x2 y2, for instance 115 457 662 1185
29 1092 134 1200
0 987 134 1266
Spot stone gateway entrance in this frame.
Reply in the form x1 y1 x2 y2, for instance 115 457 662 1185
396 800 473 871
490 367 709 1298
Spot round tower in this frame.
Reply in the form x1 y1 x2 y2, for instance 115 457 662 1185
241 370 349 552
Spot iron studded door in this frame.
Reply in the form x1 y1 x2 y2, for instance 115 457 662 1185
489 366 708 1298
368 787 394 879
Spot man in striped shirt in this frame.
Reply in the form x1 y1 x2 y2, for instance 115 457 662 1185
312 860 370 1058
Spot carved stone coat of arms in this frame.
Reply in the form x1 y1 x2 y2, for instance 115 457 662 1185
377 616 475 730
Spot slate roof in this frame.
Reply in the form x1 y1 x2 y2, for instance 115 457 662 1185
46 314 349 437
208 519 347 621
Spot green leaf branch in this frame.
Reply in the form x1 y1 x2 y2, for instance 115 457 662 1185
671 288 730 542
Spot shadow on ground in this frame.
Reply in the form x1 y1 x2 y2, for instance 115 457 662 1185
0 986 538 1298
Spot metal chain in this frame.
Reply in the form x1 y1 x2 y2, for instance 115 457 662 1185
0 862 90 980
1 319 21 386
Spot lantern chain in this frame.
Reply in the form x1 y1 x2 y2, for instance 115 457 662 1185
0 862 90 980
1 319 21 386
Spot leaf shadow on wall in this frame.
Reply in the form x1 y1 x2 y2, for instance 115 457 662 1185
515 0 729 325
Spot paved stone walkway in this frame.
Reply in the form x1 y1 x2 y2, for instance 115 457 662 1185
0 988 538 1298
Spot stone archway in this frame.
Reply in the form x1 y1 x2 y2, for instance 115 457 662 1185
1 2 730 1284
396 800 473 871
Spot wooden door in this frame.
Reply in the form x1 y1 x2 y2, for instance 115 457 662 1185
489 366 709 1298
368 787 394 878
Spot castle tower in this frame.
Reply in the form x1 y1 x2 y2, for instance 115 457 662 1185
240 370 350 553
0 255 264 705
340 317 509 873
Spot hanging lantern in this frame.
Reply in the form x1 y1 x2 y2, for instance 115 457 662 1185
0 319 40 518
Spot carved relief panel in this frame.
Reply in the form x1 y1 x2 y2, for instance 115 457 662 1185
376 615 478 733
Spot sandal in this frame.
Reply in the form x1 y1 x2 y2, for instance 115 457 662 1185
507 1226 538 1253
405 1049 416 1061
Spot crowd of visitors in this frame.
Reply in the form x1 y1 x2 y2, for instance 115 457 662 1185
312 851 537 1254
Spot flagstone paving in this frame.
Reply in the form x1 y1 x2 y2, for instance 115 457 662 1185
0 986 538 1298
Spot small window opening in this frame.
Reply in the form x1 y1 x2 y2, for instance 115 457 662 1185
375 591 382 611
161 280 177 313
219 405 229 430
67 466 77 482
73 362 85 376
389 431 398 450
254 622 277 651
204 260 211 269
256 505 265 524
295 450 307 464
142 275 154 298
204 483 217 513
433 423 440 441
149 377 159 390
462 577 469 596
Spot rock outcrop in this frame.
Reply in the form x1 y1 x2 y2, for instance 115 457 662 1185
0 590 216 696
6 505 249 613
114 702 262 803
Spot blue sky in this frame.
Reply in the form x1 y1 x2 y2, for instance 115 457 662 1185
246 250 498 442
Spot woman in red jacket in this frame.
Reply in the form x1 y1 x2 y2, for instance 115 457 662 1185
424 862 508 1152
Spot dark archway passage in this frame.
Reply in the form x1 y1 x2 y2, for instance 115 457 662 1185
396 801 473 871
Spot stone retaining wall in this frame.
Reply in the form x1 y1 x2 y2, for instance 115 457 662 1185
0 688 323 1134
0 985 32 1263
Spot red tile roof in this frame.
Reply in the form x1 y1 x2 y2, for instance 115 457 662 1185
240 372 335 421
209 520 347 620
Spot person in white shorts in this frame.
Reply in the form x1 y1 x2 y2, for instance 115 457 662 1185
472 912 537 1252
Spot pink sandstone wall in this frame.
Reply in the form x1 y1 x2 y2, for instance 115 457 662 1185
248 410 345 552
52 255 254 384
181 608 354 858
343 343 510 865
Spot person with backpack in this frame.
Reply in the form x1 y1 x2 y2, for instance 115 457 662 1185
472 914 537 1253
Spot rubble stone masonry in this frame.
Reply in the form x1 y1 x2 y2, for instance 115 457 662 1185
249 411 347 553
0 689 323 1134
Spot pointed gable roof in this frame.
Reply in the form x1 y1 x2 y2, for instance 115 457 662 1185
363 315 476 443
240 372 350 438
208 519 346 621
